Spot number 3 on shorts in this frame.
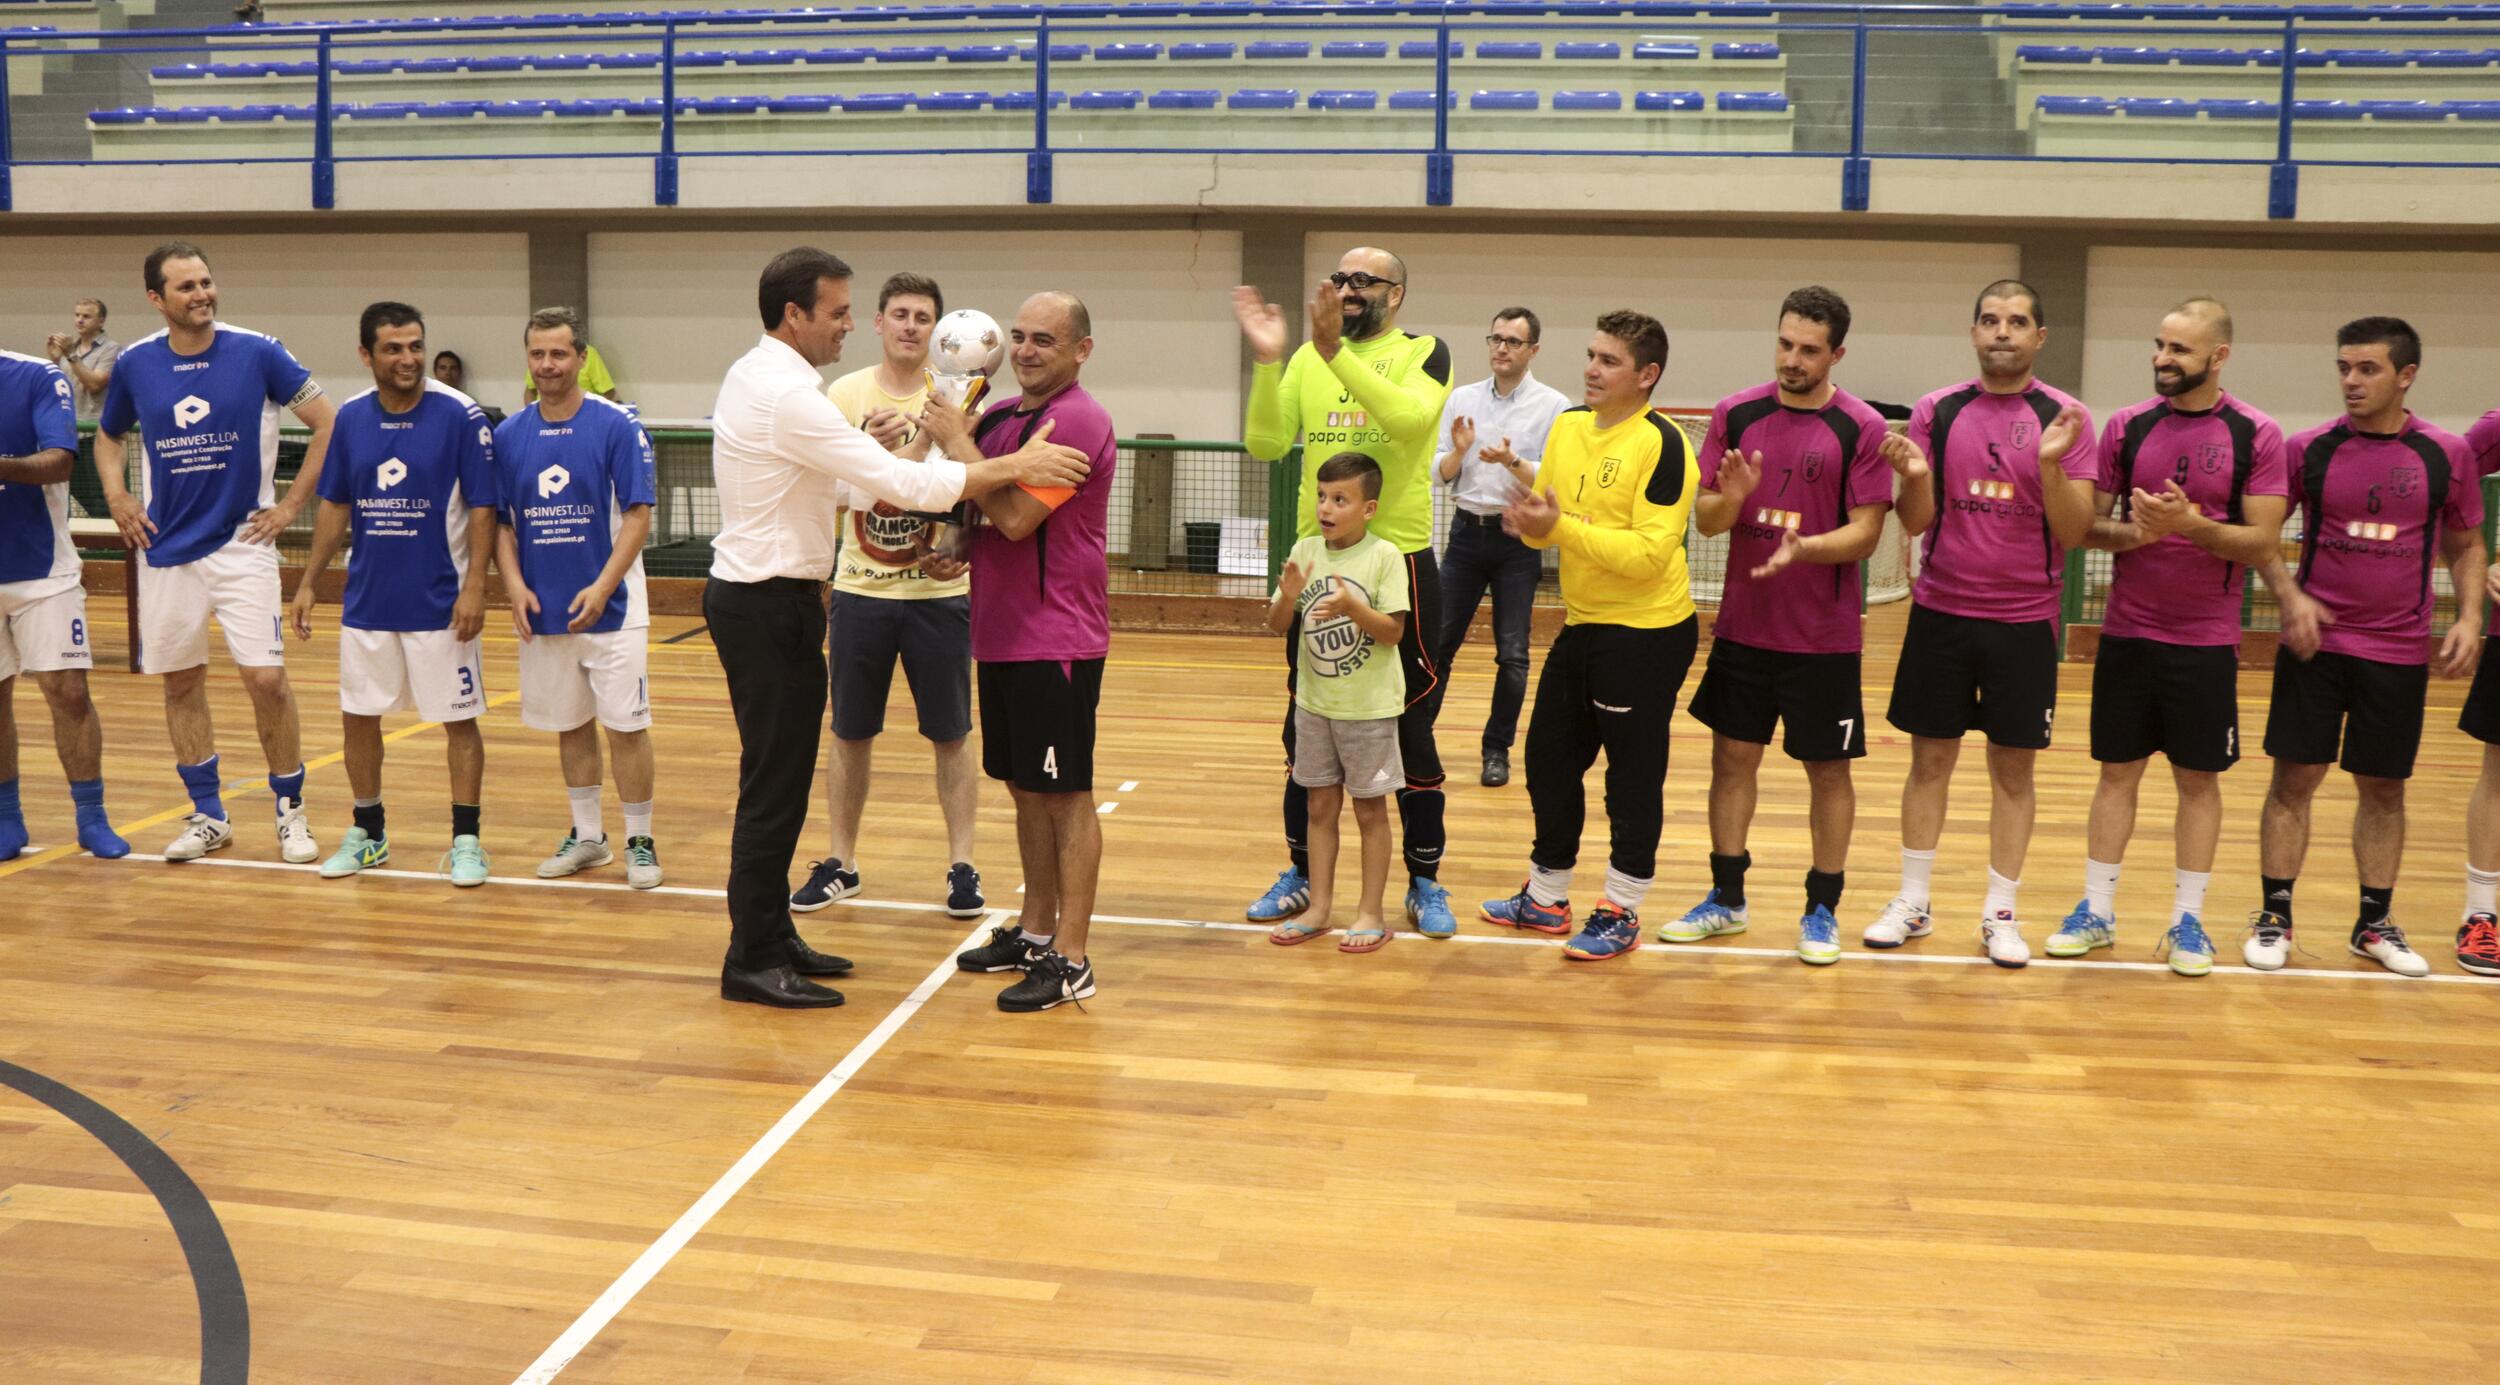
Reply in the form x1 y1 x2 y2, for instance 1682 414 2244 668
1043 745 1059 780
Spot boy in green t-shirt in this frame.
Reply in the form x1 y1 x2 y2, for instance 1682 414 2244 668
1263 454 1410 953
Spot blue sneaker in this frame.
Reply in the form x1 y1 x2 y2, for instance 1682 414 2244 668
1481 884 1571 935
1563 903 1642 960
1405 876 1456 938
945 862 986 918
791 858 860 913
1797 904 1841 965
2046 900 2116 957
1246 866 1310 922
1661 889 1749 943
2158 912 2215 977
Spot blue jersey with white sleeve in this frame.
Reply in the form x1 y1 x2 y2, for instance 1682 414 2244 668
0 350 83 592
493 395 656 636
97 323 316 569
316 380 499 632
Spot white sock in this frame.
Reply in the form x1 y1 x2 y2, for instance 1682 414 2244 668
1898 847 1937 910
2465 866 2500 919
1527 864 1572 907
1018 928 1054 945
1602 866 1652 911
1983 868 2019 919
2084 858 2121 920
623 800 653 840
2174 868 2211 920
567 784 603 841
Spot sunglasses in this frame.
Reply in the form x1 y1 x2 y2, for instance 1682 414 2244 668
1327 272 1402 292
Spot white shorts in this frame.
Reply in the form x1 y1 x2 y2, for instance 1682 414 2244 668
519 628 650 733
137 542 286 675
0 583 94 681
340 627 487 723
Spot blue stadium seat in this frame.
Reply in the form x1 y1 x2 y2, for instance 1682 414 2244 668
1633 42 1700 61
1310 89 1378 109
798 48 873 65
2198 98 2275 119
1247 41 1312 60
726 50 801 68
1227 88 1298 109
1397 40 1460 60
1555 42 1619 61
1150 88 1220 109
1016 44 1091 62
2294 99 2363 119
946 45 1015 63
1096 43 1164 61
989 90 1069 110
684 96 765 115
2448 100 2500 120
2015 45 2090 64
2360 99 2443 119
1170 42 1236 60
2118 97 2197 117
2414 50 2500 68
2322 49 2405 68
1470 90 1539 111
1717 91 1789 112
1553 89 1621 110
485 99 563 117
1072 89 1142 109
1713 42 1779 60
844 92 911 112
875 46 944 63
2097 48 2169 65
1321 41 1387 59
2035 95 2116 116
1635 90 1705 111
1473 42 1541 61
1388 89 1455 110
532 55 596 72
589 54 658 70
914 91 987 111
2171 48 2256 67
675 52 728 69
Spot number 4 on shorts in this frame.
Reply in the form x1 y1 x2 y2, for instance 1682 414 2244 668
1043 745 1059 780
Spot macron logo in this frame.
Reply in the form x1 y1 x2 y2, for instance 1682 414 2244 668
536 463 571 499
173 395 212 429
377 458 408 490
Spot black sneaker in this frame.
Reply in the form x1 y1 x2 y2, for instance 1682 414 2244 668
998 949 1094 1012
957 923 1040 973
790 858 860 913
945 861 986 918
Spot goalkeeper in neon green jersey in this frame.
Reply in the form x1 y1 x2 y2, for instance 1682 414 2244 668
1233 246 1459 938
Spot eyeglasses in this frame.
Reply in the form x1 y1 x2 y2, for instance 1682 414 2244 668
1484 334 1533 350
1327 272 1402 292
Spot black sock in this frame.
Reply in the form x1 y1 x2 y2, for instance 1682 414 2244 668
354 800 385 840
1284 778 1309 877
2261 874 2296 927
1804 869 1845 914
1709 852 1751 910
1398 784 1444 881
452 802 481 839
2358 885 2393 928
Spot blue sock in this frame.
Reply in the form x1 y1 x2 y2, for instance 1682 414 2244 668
69 779 129 859
269 764 306 818
177 756 227 821
0 778 24 861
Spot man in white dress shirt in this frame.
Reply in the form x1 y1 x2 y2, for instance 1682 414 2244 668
1429 308 1565 788
705 247 1092 1009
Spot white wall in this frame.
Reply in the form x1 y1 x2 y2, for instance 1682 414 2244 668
2082 246 2500 435
0 233 534 409
1303 232 2025 418
585 228 1245 439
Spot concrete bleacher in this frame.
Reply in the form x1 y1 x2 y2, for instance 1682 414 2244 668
1991 3 2500 75
2030 93 2500 158
84 85 1795 158
2009 44 2500 127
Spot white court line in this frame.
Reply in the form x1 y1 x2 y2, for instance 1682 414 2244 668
507 910 999 1384
1097 802 1118 815
116 854 2500 987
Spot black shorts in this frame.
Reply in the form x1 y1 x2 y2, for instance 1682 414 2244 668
2263 648 2428 780
829 591 972 742
1883 603 2061 750
2089 634 2242 773
978 657 1103 793
1687 635 1866 762
2461 634 2500 745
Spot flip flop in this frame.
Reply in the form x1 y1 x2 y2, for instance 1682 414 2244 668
1270 920 1333 946
1338 927 1391 954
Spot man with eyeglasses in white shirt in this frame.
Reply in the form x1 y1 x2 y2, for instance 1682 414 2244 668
1428 307 1566 788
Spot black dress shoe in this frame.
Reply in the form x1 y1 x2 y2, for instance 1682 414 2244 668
721 961 845 1008
785 936 854 977
1481 749 1511 787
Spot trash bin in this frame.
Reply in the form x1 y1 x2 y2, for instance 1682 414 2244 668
1183 521 1220 574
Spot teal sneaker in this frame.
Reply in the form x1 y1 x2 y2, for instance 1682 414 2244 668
1662 888 1749 943
1797 904 1842 966
444 834 490 888
320 826 387 879
1245 866 1310 922
1405 876 1457 938
2047 900 2116 957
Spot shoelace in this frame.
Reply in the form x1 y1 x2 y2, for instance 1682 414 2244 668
1585 907 1634 936
2245 912 2316 959
2165 919 2214 955
1802 912 1837 943
1030 951 1088 1012
435 844 485 880
1264 869 1304 902
629 841 658 866
2462 918 2500 956
2360 920 2415 953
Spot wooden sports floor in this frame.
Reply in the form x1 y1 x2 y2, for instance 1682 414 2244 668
6 603 2500 1385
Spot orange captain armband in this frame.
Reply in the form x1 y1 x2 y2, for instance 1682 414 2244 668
1016 483 1078 509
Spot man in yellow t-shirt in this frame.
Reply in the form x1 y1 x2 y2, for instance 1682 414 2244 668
787 272 986 920
1478 309 1701 962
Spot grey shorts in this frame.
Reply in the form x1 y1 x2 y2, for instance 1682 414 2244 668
1291 706 1403 798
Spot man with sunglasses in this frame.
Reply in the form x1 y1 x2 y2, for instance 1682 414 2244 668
1430 308 1566 789
1234 248 1458 937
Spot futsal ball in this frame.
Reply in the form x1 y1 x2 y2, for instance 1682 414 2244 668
930 309 1005 378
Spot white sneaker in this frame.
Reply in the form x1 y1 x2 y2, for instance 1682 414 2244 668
1862 896 1933 948
276 798 318 865
2244 912 2293 971
162 812 234 862
2350 921 2431 978
1980 911 2029 969
537 832 613 879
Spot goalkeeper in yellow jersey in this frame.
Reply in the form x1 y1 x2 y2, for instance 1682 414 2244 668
1477 310 1701 961
1232 246 1459 938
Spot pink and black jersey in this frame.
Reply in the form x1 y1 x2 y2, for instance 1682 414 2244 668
2285 414 2483 666
2468 409 2500 479
968 383 1118 664
1907 379 2097 625
1699 382 1892 653
2095 392 2288 649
